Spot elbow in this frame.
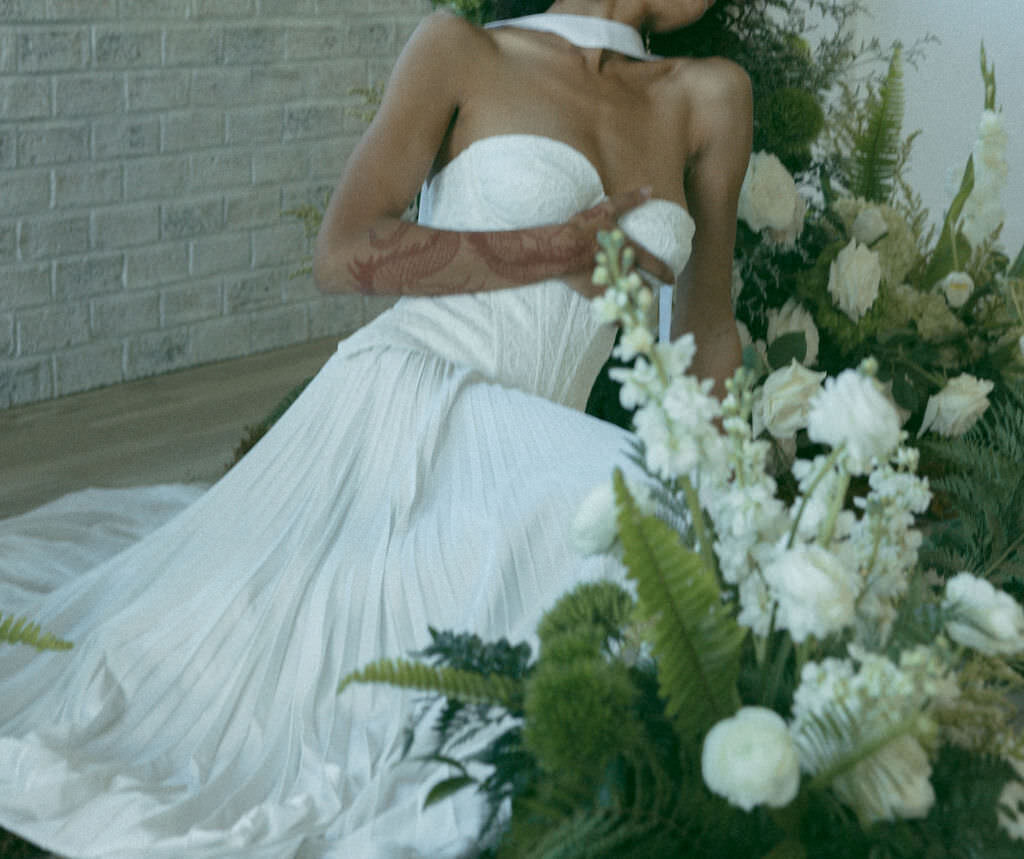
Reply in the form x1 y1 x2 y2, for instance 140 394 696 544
312 233 353 295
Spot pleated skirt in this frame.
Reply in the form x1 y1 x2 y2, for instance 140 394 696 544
0 340 633 858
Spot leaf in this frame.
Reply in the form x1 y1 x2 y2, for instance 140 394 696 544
338 658 522 710
0 613 72 651
890 368 921 413
613 471 745 742
921 154 975 288
423 775 478 808
848 46 905 203
767 331 807 369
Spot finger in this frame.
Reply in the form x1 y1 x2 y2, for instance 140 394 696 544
636 251 676 284
608 186 652 216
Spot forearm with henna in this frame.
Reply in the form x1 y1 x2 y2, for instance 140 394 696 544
340 218 598 297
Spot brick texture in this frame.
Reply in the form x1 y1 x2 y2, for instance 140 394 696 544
0 0 425 408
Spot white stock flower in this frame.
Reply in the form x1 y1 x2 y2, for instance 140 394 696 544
852 205 889 245
701 707 800 811
831 734 935 824
828 239 882 321
961 110 1009 249
753 360 826 439
936 271 975 309
807 369 903 474
943 572 1024 655
917 373 994 437
766 299 820 367
737 152 805 244
763 545 858 643
615 325 655 362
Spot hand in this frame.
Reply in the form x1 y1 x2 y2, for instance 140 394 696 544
563 188 677 299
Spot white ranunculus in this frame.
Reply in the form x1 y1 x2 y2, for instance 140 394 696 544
766 298 820 367
917 373 994 437
827 239 882 322
942 572 1024 655
831 734 934 824
763 545 858 642
738 152 804 244
936 271 975 309
571 481 619 555
753 360 826 440
701 707 800 811
852 205 889 245
571 479 653 555
807 369 903 474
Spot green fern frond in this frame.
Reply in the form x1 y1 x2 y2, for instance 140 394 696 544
848 45 905 204
338 658 522 710
920 384 1024 585
613 471 745 742
0 613 72 651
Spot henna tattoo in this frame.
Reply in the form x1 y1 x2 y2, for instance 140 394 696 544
465 223 593 282
348 228 462 295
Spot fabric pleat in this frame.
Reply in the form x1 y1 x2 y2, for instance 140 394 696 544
0 133 693 857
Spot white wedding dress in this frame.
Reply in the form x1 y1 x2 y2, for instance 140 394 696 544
0 133 694 858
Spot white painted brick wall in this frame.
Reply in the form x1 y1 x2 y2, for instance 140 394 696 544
0 0 430 407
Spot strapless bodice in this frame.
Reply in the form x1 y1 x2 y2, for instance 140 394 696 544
340 134 695 410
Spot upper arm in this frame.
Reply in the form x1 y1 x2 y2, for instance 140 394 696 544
318 13 486 239
672 58 752 342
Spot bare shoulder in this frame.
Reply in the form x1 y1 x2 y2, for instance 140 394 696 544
660 55 751 158
400 9 495 72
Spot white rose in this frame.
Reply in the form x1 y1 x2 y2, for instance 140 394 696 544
753 360 826 439
738 152 804 244
832 734 934 824
936 271 975 309
917 373 994 437
942 572 1024 655
807 369 903 474
701 707 800 811
827 239 881 322
766 299 820 367
763 545 858 643
852 205 889 245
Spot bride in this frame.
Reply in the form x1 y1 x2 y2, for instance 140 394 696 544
0 0 750 856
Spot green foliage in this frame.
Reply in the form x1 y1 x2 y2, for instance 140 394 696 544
0 613 71 651
919 384 1024 589
522 656 640 792
613 470 745 742
846 46 905 204
338 657 522 710
229 377 312 469
535 581 634 650
755 86 826 173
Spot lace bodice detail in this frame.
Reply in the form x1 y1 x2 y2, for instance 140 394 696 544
342 134 695 410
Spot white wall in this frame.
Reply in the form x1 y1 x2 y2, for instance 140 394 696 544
854 0 1024 257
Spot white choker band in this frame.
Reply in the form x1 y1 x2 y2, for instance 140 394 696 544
485 13 661 62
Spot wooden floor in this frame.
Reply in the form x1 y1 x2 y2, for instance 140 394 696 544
0 337 339 519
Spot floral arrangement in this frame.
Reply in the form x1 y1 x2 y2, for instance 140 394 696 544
732 46 1024 457
341 230 1024 858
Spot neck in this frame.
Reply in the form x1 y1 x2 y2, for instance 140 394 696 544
543 0 647 32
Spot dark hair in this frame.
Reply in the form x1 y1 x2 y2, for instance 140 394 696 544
486 0 552 19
